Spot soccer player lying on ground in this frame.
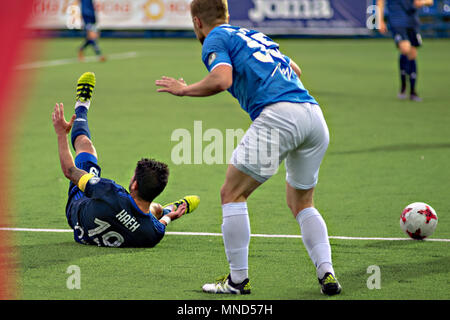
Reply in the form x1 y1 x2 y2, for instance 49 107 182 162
52 72 200 247
156 0 340 295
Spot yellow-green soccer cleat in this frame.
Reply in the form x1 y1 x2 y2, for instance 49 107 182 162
76 72 96 102
319 272 342 296
163 195 200 214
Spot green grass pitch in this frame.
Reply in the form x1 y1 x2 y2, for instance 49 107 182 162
10 37 450 300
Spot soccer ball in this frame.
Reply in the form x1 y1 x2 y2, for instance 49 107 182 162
400 202 438 240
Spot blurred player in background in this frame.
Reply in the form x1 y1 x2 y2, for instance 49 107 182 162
78 0 106 62
377 0 434 101
52 72 200 247
156 0 341 296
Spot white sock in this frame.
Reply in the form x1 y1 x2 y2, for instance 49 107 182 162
222 202 250 284
75 100 90 110
296 207 334 279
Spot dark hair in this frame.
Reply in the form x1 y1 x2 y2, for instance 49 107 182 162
134 158 169 202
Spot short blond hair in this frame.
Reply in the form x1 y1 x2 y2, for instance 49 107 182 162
190 0 229 26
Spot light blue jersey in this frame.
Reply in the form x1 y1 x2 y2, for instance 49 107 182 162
202 24 318 121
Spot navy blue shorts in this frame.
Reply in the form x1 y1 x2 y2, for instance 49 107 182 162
82 14 96 25
65 152 101 228
82 14 97 32
391 26 422 47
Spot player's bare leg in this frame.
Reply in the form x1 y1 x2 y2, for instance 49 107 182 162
286 183 341 295
286 183 314 216
74 135 97 158
202 164 260 294
398 40 411 56
220 164 261 204
407 46 417 60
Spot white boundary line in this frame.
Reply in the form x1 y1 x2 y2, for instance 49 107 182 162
1 227 449 242
15 51 139 70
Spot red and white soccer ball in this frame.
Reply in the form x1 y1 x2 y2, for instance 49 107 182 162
400 202 438 240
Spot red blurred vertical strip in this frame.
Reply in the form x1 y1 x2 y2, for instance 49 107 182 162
0 0 36 299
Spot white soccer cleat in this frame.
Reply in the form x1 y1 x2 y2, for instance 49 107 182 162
202 274 251 294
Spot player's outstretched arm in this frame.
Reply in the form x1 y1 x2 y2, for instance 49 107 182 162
52 103 87 185
155 65 232 97
159 203 187 226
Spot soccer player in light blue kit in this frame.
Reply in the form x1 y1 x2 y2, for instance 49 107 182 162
156 0 341 295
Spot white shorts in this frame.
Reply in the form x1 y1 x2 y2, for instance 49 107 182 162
85 23 98 32
230 102 329 190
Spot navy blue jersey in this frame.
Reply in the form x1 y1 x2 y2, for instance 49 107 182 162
80 0 96 24
67 177 166 248
387 0 420 28
202 24 318 121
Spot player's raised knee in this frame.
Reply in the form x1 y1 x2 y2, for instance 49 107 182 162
398 41 412 55
74 135 96 157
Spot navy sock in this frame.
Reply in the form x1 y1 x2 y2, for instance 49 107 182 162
80 39 94 51
91 39 102 56
408 59 417 95
71 106 91 149
399 54 408 93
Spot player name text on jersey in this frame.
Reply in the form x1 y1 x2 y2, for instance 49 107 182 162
115 209 141 232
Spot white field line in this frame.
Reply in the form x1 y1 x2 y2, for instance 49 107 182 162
1 227 450 242
15 51 139 70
